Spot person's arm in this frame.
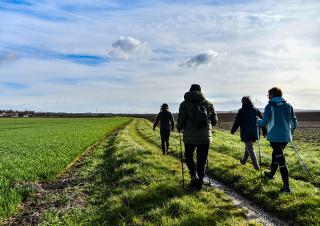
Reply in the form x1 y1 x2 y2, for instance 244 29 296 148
170 113 175 131
177 102 186 132
257 109 267 137
153 113 160 130
231 110 240 134
210 105 218 126
290 105 298 133
257 104 271 127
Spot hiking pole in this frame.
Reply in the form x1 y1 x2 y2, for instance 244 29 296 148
257 125 263 184
206 159 211 186
290 142 316 183
179 132 185 190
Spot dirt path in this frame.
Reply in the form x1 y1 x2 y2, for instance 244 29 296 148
134 121 289 226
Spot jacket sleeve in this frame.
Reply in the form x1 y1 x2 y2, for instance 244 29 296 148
257 104 271 127
290 105 298 130
257 109 267 136
153 113 160 129
210 105 218 126
231 110 240 134
177 102 186 132
170 113 175 130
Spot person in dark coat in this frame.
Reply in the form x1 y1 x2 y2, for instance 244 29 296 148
177 84 218 190
231 96 267 170
153 103 175 155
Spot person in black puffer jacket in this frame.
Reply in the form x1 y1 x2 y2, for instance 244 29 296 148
231 96 267 170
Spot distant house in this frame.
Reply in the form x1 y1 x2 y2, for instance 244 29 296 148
12 113 19 118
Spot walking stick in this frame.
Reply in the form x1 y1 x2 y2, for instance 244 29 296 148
206 159 211 186
257 126 263 184
179 132 185 190
291 142 316 183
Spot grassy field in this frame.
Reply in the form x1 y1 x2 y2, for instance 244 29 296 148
0 117 130 221
137 119 320 225
29 119 258 225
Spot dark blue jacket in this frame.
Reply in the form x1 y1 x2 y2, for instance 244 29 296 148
153 110 175 131
231 104 267 141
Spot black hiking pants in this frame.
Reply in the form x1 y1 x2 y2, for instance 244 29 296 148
160 129 170 154
270 142 289 187
185 143 209 181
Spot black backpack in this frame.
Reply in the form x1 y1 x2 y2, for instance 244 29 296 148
191 103 208 128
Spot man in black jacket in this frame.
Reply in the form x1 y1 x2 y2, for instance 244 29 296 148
231 96 267 170
177 84 218 190
153 103 175 155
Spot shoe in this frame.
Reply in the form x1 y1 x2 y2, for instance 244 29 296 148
166 149 170 155
263 171 274 180
254 167 260 171
240 158 246 165
195 178 203 190
189 175 199 189
279 186 291 193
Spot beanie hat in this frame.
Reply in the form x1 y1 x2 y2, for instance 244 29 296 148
189 84 201 92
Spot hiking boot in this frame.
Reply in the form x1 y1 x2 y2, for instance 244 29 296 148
240 158 246 165
195 178 203 190
263 171 274 180
189 175 199 189
279 186 291 193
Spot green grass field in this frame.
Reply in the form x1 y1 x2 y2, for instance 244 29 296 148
2 117 320 225
34 119 258 225
137 119 320 225
0 117 130 221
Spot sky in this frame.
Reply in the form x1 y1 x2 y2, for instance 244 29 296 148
0 0 319 113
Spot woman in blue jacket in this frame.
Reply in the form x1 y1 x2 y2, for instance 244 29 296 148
231 96 267 170
257 87 297 193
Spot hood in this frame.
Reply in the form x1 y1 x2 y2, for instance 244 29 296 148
242 102 254 109
184 91 205 103
269 97 286 107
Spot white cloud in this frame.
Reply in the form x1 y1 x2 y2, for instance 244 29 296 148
181 50 227 68
109 36 152 60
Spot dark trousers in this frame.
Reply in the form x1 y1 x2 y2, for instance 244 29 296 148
160 129 170 154
185 143 210 180
270 142 289 187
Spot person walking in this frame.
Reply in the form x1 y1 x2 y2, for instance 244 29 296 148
153 103 175 155
177 84 218 190
257 87 297 193
231 96 267 170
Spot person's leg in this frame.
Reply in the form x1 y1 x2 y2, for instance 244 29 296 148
196 143 210 189
160 130 166 155
185 143 197 178
242 142 250 164
246 141 260 169
269 143 279 177
165 130 170 153
270 142 289 188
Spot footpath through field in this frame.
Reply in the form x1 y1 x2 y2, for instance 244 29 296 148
5 119 259 225
138 119 320 225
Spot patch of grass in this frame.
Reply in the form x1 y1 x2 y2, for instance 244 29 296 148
38 120 257 225
0 117 130 221
138 119 320 225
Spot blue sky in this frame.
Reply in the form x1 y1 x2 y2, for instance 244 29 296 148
0 0 319 113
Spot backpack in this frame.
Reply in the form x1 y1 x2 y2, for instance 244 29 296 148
191 103 208 128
